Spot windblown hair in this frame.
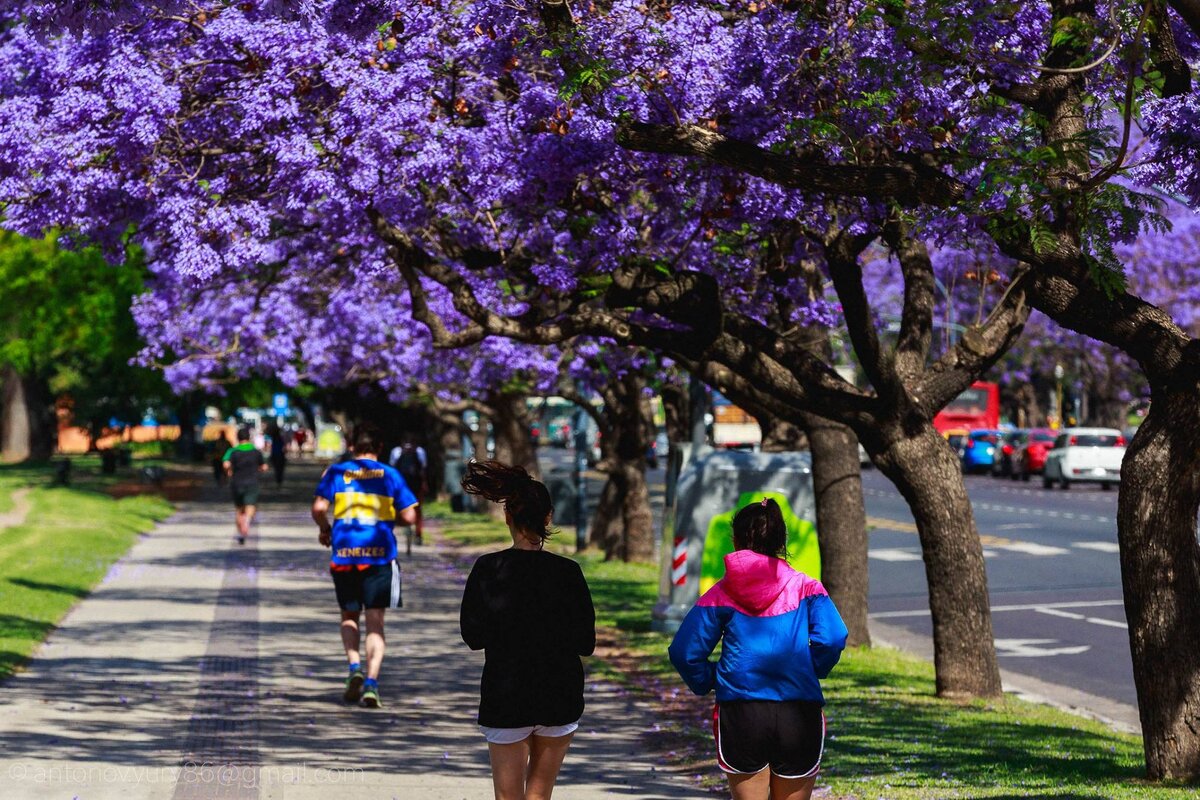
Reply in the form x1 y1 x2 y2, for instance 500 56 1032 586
461 460 554 543
732 497 787 558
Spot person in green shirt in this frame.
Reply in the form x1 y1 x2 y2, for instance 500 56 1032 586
223 427 267 544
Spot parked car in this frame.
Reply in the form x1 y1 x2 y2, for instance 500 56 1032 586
991 429 1027 477
944 428 968 459
1042 428 1126 490
1011 428 1057 481
961 429 1003 474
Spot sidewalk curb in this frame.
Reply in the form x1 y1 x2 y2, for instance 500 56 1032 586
869 618 1142 735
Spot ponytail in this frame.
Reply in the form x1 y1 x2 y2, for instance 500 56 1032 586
461 460 555 542
732 497 787 558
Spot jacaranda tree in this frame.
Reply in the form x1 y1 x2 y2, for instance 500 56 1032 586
3 1 1199 778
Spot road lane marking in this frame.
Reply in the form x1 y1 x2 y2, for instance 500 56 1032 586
1073 541 1120 553
871 599 1124 619
1036 606 1128 630
866 516 919 534
868 548 923 562
996 542 1070 556
994 638 1091 657
868 516 1080 557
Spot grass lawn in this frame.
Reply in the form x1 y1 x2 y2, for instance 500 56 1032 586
0 460 174 679
433 509 1195 798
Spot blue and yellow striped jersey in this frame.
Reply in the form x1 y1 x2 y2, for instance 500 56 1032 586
315 459 418 565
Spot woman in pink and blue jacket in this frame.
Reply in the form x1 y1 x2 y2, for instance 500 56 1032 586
669 498 848 800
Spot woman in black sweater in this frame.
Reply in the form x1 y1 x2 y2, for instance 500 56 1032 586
459 460 596 800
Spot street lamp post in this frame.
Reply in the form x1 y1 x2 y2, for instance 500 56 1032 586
1054 363 1065 429
572 397 588 552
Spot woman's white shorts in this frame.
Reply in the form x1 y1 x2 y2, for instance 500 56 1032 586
479 721 580 745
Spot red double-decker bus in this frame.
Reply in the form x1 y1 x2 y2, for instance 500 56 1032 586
933 381 1000 435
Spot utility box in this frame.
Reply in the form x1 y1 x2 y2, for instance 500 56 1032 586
651 449 819 633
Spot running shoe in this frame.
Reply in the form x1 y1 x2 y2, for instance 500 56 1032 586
361 683 381 708
344 668 365 703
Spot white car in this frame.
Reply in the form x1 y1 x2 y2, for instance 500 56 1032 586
1042 427 1126 490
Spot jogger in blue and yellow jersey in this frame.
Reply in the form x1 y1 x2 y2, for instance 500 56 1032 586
311 424 418 708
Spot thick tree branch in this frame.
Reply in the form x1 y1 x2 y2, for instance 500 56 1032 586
917 265 1034 412
824 230 894 396
614 122 968 206
1169 0 1200 39
885 222 936 383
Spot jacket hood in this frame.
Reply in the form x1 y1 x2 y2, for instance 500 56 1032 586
721 550 798 613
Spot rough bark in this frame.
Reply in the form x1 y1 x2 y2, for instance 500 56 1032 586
1 366 54 463
1118 369 1200 780
490 392 539 477
800 411 871 648
660 382 690 445
587 374 656 561
756 413 808 452
868 421 1002 697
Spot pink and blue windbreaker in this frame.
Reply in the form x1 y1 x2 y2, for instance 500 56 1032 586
668 550 848 704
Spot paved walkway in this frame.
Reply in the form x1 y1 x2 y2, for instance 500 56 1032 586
0 466 697 799
0 487 32 530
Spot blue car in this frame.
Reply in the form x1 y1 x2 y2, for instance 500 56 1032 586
961 429 1003 474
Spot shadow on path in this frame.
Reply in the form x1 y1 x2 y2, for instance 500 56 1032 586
0 460 697 799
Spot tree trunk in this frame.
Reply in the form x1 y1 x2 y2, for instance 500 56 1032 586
587 375 656 561
2 366 55 463
800 411 870 648
588 473 623 552
867 420 1002 698
491 392 539 477
615 458 654 560
468 412 490 462
660 382 690 444
1117 379 1200 780
757 414 808 452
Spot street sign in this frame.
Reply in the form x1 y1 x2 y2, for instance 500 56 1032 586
273 393 289 414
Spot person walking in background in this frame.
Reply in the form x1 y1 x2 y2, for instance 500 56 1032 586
267 421 287 487
223 427 267 545
459 460 595 800
388 438 427 544
212 431 233 486
312 424 418 709
669 498 848 800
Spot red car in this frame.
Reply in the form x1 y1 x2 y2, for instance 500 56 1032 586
1012 428 1058 481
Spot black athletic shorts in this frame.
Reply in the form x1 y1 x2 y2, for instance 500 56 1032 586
231 486 259 507
331 561 402 611
712 699 825 778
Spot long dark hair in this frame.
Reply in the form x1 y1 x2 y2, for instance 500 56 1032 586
732 497 787 558
461 460 554 543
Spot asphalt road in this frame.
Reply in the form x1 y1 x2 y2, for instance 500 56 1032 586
861 468 1138 718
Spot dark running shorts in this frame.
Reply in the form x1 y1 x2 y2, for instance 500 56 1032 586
331 561 402 611
231 486 259 507
713 699 825 778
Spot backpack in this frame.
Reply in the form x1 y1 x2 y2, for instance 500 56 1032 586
396 446 423 485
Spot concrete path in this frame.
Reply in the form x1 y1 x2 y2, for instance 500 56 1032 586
0 467 697 799
0 487 32 530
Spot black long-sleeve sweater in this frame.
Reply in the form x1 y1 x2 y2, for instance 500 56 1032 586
460 548 596 728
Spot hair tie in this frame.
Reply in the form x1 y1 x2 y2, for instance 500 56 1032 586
760 497 769 507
